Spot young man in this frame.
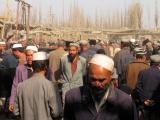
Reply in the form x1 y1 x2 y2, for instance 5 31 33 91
60 43 86 101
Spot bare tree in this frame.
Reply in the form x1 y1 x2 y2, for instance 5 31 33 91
155 0 158 30
128 0 143 29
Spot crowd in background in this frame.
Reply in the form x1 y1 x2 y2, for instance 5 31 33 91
0 35 160 120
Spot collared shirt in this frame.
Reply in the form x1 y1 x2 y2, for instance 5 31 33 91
25 64 33 78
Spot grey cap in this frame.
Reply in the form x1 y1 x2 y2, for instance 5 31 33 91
57 40 65 46
69 42 79 48
150 55 160 63
49 40 58 45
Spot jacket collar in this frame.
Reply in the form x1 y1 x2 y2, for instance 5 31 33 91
81 85 117 115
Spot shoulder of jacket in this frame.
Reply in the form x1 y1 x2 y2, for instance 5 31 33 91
79 56 86 61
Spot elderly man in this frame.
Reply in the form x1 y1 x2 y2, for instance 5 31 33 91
9 45 38 112
14 52 63 120
135 54 160 120
64 54 138 120
60 43 86 101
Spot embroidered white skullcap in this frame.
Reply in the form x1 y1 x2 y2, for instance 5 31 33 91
130 39 136 43
26 45 38 52
0 41 6 45
33 52 47 61
12 43 22 48
89 54 114 72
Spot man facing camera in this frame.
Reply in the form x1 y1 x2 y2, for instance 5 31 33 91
64 54 138 120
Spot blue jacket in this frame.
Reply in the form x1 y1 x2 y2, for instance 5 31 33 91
64 86 138 120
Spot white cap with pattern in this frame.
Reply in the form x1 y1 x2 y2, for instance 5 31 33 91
33 52 47 61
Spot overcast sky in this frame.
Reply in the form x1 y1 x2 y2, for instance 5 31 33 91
0 0 159 28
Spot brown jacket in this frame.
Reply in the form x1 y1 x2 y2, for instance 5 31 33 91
126 60 149 90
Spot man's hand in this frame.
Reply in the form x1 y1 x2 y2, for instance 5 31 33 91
9 104 14 112
144 100 155 106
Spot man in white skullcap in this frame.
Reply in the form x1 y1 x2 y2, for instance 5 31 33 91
9 45 38 112
14 52 63 120
64 54 138 120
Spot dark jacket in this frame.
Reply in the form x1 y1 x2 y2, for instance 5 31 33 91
136 66 160 105
64 86 138 120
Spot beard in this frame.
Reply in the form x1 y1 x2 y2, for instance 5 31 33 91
69 54 77 62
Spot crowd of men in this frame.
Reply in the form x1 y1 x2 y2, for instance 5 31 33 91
0 36 160 120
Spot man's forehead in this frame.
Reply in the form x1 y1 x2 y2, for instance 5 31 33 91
89 74 107 79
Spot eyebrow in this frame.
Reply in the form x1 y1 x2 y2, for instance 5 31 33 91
90 76 106 81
